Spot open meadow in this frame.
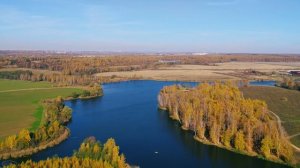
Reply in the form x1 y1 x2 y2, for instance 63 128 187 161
0 79 52 91
0 79 82 138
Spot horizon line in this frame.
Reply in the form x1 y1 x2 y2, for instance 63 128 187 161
0 49 300 55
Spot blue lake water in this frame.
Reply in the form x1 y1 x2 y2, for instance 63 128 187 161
249 80 276 86
2 80 288 168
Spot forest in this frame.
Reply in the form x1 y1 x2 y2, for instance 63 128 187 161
0 70 109 86
4 137 128 168
0 97 72 159
158 82 294 164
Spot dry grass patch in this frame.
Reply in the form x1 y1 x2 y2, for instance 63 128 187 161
96 62 300 81
160 62 300 71
96 69 238 81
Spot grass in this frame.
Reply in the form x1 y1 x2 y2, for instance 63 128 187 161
0 79 82 138
162 62 299 71
240 86 300 148
96 62 300 81
30 105 44 131
97 69 238 81
0 79 52 91
291 135 300 149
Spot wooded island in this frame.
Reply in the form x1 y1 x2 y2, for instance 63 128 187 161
158 82 294 164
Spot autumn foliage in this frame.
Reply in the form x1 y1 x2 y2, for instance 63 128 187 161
0 70 108 86
158 82 294 163
1 54 300 76
5 137 128 168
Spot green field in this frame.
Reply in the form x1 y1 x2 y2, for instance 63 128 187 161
240 86 300 148
0 80 82 138
0 79 52 91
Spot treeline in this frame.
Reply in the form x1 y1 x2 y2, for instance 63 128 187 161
276 77 300 91
1 54 300 76
158 82 294 164
5 137 128 168
0 70 104 97
0 70 110 86
0 97 72 159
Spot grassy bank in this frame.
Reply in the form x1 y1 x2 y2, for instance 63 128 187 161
30 105 44 131
0 79 82 138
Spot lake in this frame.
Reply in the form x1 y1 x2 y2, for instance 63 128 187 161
2 80 288 168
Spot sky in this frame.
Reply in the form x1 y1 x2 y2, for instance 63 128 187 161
0 0 300 53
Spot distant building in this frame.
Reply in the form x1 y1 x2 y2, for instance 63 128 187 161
288 70 300 76
158 60 180 64
192 53 208 56
278 71 291 76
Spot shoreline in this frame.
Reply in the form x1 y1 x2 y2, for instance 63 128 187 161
158 107 293 167
0 128 69 160
192 133 290 166
64 94 103 101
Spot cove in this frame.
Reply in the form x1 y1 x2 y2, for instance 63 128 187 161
2 80 288 168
